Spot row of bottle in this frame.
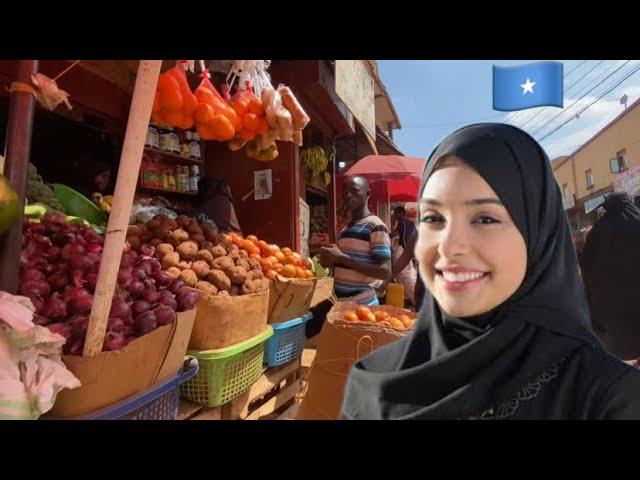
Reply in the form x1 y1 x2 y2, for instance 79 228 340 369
166 165 200 193
146 125 202 161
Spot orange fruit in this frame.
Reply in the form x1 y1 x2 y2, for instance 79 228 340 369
265 269 278 281
240 129 256 141
246 235 258 243
255 117 269 135
232 236 245 248
194 103 214 124
282 247 293 256
232 99 249 116
378 320 391 327
178 115 194 130
295 267 306 278
210 115 235 141
274 251 286 262
362 312 376 323
242 113 259 131
270 244 281 253
344 312 359 323
165 68 189 90
234 114 244 133
283 256 297 266
374 311 390 323
249 245 261 256
248 98 265 116
257 240 269 254
303 257 314 269
195 87 216 106
160 88 183 112
356 307 373 321
197 124 217 140
304 270 314 279
224 107 238 128
163 109 185 126
273 263 284 274
242 239 255 252
182 92 198 115
282 264 297 278
265 256 278 267
157 74 180 92
389 318 405 329
260 258 273 271
249 253 262 260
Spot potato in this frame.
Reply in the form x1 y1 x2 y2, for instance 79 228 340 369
202 225 218 242
236 259 250 271
202 241 215 251
255 278 271 292
196 281 218 296
196 249 214 263
191 234 206 245
176 241 199 261
156 243 174 259
210 245 227 259
192 260 211 279
179 269 198 287
217 290 230 297
153 226 171 241
228 266 249 286
230 285 241 296
150 238 162 247
247 258 261 271
248 269 264 281
159 216 178 230
146 217 162 231
206 269 231 291
237 250 249 259
166 267 181 280
126 236 141 251
140 232 152 242
187 223 203 236
178 261 192 271
228 250 240 262
212 256 234 271
176 215 191 228
170 229 189 246
161 252 180 270
127 225 142 237
241 280 256 295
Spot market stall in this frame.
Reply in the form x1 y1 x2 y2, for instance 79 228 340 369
0 59 338 420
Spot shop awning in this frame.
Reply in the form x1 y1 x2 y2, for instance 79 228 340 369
345 154 425 181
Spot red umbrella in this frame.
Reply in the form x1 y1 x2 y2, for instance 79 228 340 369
345 155 426 181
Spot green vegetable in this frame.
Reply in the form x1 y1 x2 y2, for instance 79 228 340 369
311 256 330 278
26 163 66 213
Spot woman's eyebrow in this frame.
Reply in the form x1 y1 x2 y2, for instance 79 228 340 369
419 198 503 206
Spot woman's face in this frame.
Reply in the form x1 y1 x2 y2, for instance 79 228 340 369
415 156 527 317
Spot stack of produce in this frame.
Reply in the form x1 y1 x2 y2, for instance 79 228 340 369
341 306 415 330
19 214 199 355
301 145 334 188
126 215 270 297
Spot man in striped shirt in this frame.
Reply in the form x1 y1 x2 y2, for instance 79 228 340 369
319 176 392 306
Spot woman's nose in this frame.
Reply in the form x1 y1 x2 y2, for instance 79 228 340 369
438 221 471 259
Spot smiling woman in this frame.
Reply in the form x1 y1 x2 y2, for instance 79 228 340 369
340 123 640 420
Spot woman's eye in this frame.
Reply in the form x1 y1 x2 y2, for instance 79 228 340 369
420 214 443 224
473 216 500 225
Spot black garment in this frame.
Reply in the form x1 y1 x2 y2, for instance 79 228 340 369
196 177 242 234
396 218 417 250
341 123 640 420
580 192 640 360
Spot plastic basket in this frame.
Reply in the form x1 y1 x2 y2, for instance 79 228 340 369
181 326 273 408
264 312 312 367
52 183 107 226
81 357 199 420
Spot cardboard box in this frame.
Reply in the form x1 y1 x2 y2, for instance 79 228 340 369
46 308 196 419
188 289 269 350
268 276 318 324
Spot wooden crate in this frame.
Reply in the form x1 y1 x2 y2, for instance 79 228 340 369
178 359 302 420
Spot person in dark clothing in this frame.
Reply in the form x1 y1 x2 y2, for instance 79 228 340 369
391 206 421 307
340 123 640 420
580 192 640 362
195 177 242 234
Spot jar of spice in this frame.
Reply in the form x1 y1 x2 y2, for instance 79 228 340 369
146 124 159 149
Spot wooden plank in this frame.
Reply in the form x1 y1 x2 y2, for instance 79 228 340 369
178 400 203 421
229 361 300 419
83 60 162 356
276 401 300 420
245 380 301 421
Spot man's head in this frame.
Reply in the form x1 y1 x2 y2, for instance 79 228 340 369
342 176 370 212
392 205 406 222
94 169 111 193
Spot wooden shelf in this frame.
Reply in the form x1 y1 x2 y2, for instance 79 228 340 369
144 147 204 165
139 186 198 196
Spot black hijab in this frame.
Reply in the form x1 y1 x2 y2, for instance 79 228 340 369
580 192 640 360
341 123 601 420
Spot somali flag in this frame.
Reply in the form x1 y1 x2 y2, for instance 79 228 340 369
493 61 564 112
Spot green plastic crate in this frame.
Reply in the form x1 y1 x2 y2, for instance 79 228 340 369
52 184 107 226
180 326 273 408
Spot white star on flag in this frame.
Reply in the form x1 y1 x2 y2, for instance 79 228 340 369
521 78 536 95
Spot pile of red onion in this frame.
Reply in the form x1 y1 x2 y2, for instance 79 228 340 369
20 214 199 354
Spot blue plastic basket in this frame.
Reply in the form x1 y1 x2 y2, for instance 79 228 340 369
82 357 199 420
264 313 313 367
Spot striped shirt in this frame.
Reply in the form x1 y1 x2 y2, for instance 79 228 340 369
334 214 392 301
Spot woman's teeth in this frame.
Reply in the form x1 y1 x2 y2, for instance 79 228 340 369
441 271 485 282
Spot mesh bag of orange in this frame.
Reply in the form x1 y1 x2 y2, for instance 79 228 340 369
229 80 270 142
152 62 197 130
193 70 238 141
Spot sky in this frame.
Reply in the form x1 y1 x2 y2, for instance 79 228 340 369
378 60 640 160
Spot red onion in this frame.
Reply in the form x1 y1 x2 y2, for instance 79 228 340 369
61 243 85 259
103 332 126 352
48 322 72 340
19 279 51 299
32 314 51 326
66 339 85 356
107 318 126 334
157 291 178 310
25 293 45 315
109 298 132 320
86 243 103 255
131 300 152 316
140 244 156 257
69 255 94 272
133 268 148 281
167 280 185 295
154 306 176 326
45 246 62 260
143 289 159 304
48 272 70 292
69 315 89 340
128 280 145 297
52 232 75 247
26 223 46 234
21 269 46 282
139 260 155 275
134 311 157 335
85 272 99 293
42 293 67 320
177 290 199 312
153 271 172 288
148 259 162 273
69 291 93 315
117 268 133 288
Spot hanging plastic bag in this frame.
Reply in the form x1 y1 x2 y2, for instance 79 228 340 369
152 62 197 130
193 69 237 141
229 79 269 142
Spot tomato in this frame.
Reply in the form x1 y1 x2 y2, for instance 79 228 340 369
282 264 297 278
281 247 293 256
242 239 255 252
265 269 278 281
343 312 359 322
356 307 373 321
374 311 390 323
273 263 284 274
274 251 286 262
295 267 306 278
265 256 278 267
246 235 258 243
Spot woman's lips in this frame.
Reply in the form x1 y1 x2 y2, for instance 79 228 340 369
434 269 490 292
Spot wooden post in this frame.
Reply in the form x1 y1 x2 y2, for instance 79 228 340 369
83 60 161 357
0 60 39 294
328 157 337 243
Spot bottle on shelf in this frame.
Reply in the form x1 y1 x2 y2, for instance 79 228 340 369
189 132 201 161
181 131 191 158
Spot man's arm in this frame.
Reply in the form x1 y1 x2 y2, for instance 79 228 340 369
392 231 417 278
335 255 391 281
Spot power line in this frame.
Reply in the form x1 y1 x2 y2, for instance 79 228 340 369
531 60 631 138
537 63 640 143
